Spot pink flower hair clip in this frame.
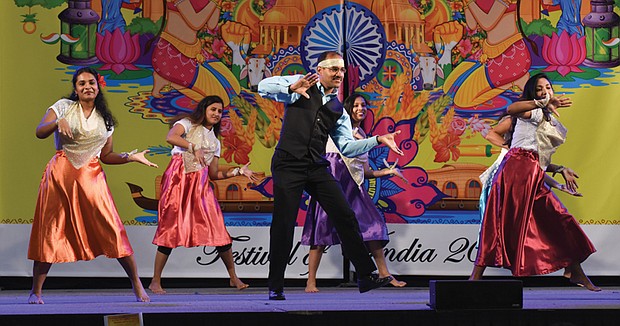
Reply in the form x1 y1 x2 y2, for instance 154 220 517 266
97 74 107 89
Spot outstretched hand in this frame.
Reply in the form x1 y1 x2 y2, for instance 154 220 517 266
129 150 158 168
383 158 409 183
377 130 404 156
239 162 260 182
560 167 579 193
289 73 319 99
547 94 572 117
557 184 582 197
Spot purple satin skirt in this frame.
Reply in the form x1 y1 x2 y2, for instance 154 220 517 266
475 147 596 276
301 153 389 247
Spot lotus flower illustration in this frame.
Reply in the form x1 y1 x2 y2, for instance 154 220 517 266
96 29 141 74
542 31 586 76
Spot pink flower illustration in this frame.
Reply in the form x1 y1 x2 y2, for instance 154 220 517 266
542 31 586 77
96 29 141 75
219 117 234 137
468 115 491 137
211 38 227 58
361 111 446 223
448 116 467 136
457 39 473 58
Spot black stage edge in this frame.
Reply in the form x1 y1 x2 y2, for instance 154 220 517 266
3 310 620 326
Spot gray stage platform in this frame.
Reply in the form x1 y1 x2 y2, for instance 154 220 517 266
1 286 619 325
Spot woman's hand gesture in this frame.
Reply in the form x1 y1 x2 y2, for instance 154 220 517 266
239 162 260 182
547 94 572 117
57 118 73 139
194 148 207 167
129 150 158 168
383 159 409 183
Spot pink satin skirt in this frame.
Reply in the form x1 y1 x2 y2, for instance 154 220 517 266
28 151 134 263
475 148 595 276
152 155 231 248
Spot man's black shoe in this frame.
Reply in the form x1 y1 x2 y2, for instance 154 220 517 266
268 290 286 300
358 273 392 293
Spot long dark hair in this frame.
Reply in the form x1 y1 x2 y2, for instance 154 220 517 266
343 93 368 133
505 72 553 146
67 66 116 131
343 92 366 118
169 95 224 136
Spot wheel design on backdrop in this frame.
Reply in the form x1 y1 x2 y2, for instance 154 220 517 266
300 2 385 86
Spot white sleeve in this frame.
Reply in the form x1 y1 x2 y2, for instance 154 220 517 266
528 108 544 123
106 125 114 138
521 108 543 124
48 99 71 119
214 138 221 157
173 118 192 135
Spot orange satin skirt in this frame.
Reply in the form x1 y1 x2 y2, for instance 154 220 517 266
28 151 134 263
152 155 231 248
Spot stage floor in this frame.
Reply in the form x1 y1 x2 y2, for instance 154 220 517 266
1 286 619 325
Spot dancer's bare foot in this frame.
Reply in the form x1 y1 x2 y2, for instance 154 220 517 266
569 275 602 292
563 268 571 279
567 264 602 292
389 277 407 287
305 282 319 293
229 278 249 290
148 281 167 294
134 285 151 302
28 292 44 304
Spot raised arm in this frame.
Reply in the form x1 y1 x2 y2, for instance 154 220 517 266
331 111 403 158
506 99 539 118
257 74 306 103
507 95 571 118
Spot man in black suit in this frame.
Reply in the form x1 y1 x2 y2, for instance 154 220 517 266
258 51 404 300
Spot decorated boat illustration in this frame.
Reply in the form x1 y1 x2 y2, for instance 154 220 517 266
126 168 273 213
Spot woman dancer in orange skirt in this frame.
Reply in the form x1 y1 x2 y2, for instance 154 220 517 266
28 66 158 304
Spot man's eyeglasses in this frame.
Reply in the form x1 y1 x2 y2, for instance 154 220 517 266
323 66 346 74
